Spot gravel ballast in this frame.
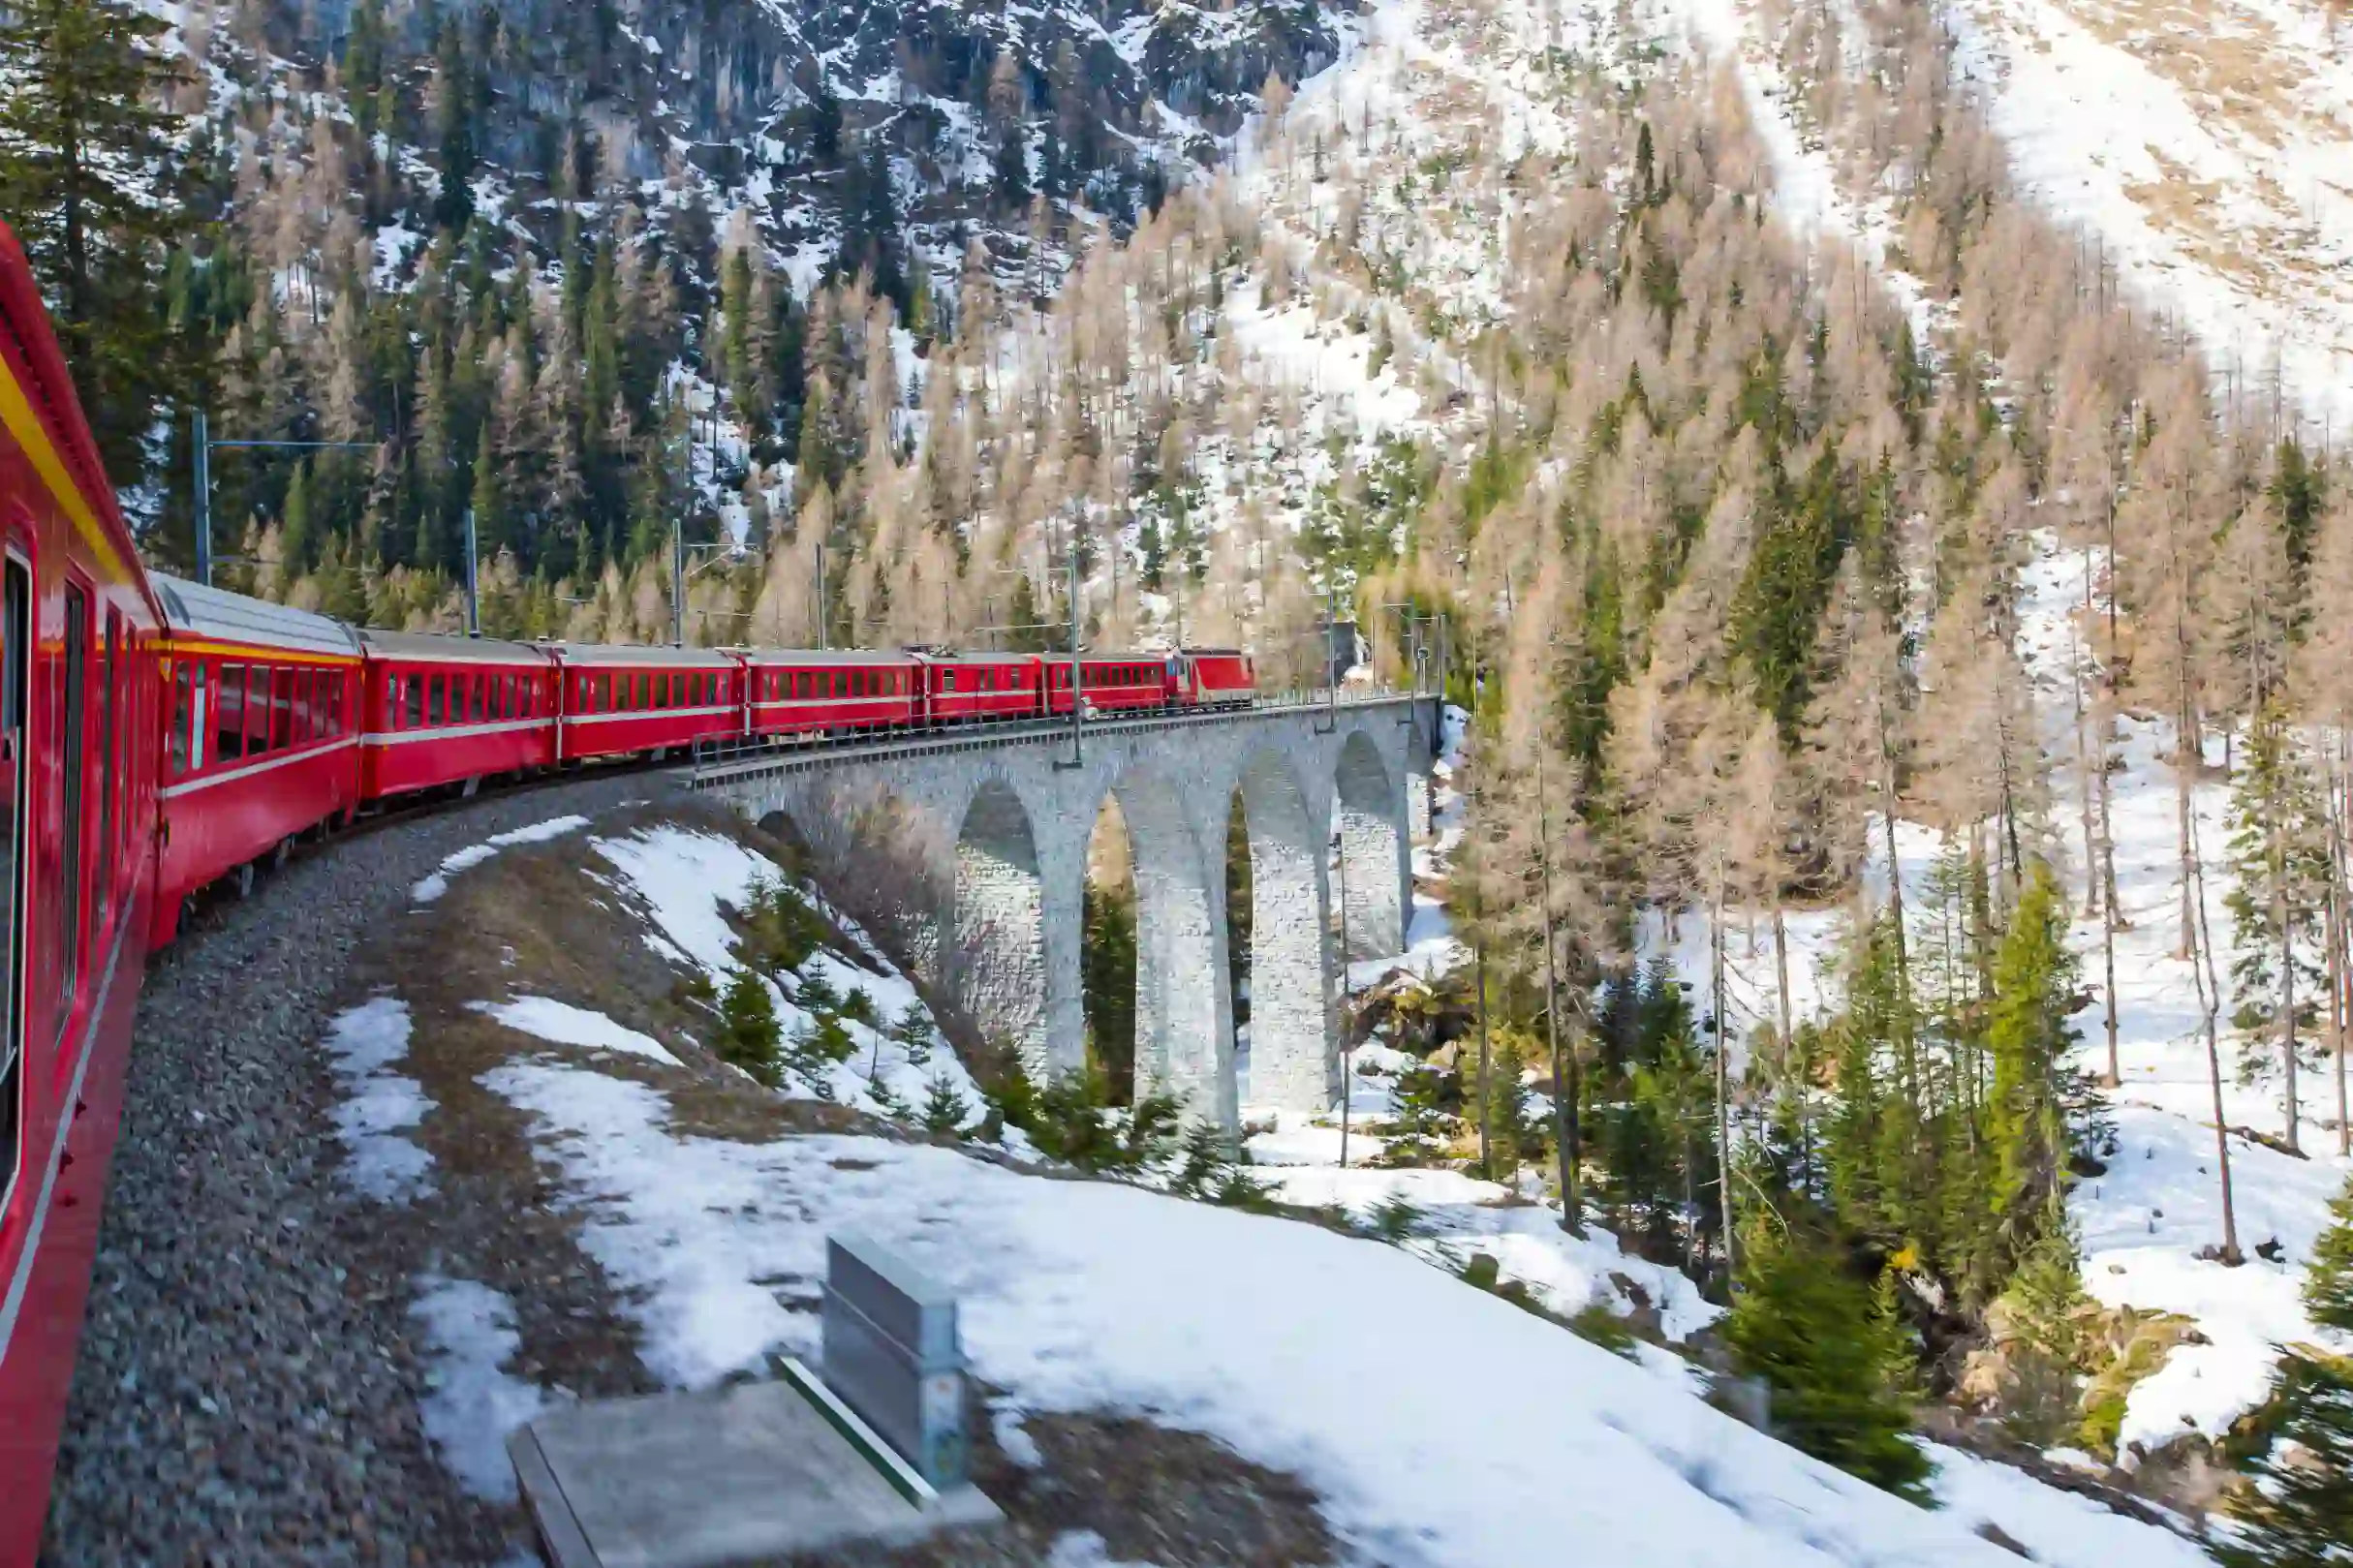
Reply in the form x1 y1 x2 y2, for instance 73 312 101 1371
41 771 676 1568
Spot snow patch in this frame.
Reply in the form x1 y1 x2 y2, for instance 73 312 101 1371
471 997 682 1068
323 996 433 1204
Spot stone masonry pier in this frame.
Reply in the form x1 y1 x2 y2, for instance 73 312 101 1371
688 696 1436 1133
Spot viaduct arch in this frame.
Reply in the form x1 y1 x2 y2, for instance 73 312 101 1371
698 697 1434 1134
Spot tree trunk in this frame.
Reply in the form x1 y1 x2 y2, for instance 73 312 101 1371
2276 839 2301 1154
1536 748 1579 1235
1714 853 1736 1283
1474 936 1491 1177
1772 905 1793 1048
2184 757 2244 1265
2337 747 2353 1158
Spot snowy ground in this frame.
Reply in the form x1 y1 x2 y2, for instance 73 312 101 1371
487 1048 2216 1568
1948 0 2353 435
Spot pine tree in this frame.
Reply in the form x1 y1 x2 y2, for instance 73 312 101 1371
1722 1221 1931 1500
2227 699 2330 1153
1985 860 2081 1249
2309 1173 2353 1336
2221 1354 2353 1568
719 967 783 1085
0 0 185 480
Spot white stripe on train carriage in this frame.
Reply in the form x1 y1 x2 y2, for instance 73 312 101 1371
359 716 555 748
157 736 359 800
564 704 738 726
0 911 130 1368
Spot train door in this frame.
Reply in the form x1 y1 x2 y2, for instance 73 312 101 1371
0 559 27 1214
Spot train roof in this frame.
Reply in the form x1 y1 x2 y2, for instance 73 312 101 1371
912 649 1044 665
542 641 739 667
357 627 556 666
733 647 922 666
0 223 155 610
152 573 362 659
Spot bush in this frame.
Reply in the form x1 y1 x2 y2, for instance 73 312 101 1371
1168 1120 1229 1198
1366 1190 1426 1242
1569 1304 1640 1359
745 875 827 972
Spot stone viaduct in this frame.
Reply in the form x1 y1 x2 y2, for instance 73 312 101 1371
688 696 1437 1133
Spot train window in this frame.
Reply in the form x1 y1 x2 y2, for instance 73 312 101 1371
405 673 424 728
294 669 314 745
474 674 488 722
598 673 611 710
428 674 445 726
217 663 247 761
97 612 117 937
59 584 85 1005
0 561 24 1213
384 672 398 728
171 664 192 776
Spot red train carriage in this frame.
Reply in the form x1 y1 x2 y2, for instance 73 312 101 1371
358 630 558 802
1040 654 1190 717
741 649 921 741
1181 647 1255 708
551 643 742 763
150 576 362 943
915 651 1045 725
0 223 168 1566
1082 653 1180 715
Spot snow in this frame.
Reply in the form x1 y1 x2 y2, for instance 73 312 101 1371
410 1277 550 1502
1921 1442 2211 1568
1243 1115 1724 1342
1661 0 1936 346
322 996 433 1204
1947 0 2353 434
470 997 683 1068
411 815 591 904
482 1054 2214 1568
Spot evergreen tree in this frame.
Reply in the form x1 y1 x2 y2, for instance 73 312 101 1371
1723 1221 1931 1500
2221 1354 2353 1568
993 124 1032 209
1985 861 2081 1249
1082 879 1138 1102
431 18 478 232
2220 700 2334 1152
719 967 783 1085
2226 699 2330 1152
0 0 184 481
2309 1173 2353 1336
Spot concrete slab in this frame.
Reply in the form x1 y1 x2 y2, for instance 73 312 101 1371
510 1370 1002 1568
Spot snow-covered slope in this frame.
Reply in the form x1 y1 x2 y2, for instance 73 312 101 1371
490 1053 2208 1568
1947 0 2353 433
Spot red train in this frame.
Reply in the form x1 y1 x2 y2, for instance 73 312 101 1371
146 617 1254 943
0 226 168 1565
0 223 1265 1562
